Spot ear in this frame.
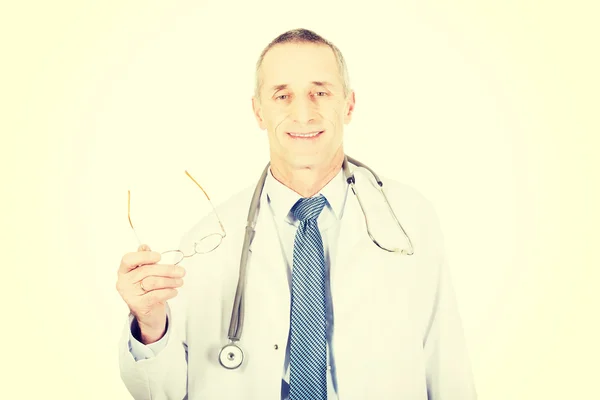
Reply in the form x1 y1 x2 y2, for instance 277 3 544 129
343 90 356 124
252 96 267 130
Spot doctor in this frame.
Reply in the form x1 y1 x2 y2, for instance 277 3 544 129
116 28 477 399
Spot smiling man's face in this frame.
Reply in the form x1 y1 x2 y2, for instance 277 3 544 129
252 42 355 172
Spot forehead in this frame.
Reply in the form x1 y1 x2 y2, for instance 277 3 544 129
260 42 342 89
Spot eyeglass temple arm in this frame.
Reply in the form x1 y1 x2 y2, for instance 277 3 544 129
184 170 226 235
127 190 142 246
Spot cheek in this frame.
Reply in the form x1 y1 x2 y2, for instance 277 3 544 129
326 107 345 126
264 109 286 129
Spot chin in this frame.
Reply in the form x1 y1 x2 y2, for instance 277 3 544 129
284 152 337 169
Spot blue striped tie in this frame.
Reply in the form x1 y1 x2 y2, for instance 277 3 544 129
289 195 328 400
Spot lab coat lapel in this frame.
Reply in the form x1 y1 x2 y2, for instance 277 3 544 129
247 193 289 293
330 183 370 315
245 192 291 350
221 193 289 398
330 170 395 397
331 167 368 289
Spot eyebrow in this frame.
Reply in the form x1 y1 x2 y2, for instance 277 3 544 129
270 81 335 94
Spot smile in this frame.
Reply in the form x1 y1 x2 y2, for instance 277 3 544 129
287 130 324 138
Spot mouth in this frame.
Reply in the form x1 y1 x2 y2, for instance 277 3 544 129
286 130 325 139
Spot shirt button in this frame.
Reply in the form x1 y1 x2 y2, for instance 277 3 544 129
327 365 331 371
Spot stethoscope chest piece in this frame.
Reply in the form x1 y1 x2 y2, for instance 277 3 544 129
219 343 244 369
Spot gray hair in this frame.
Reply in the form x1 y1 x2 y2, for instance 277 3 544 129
254 28 351 101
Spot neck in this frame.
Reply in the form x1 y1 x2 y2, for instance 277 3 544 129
270 149 344 198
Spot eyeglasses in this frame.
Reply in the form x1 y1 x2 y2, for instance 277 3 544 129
128 171 226 265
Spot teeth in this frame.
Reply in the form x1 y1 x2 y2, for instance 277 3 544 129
289 131 321 138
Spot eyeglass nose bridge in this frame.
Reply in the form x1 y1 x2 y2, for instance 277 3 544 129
159 232 225 265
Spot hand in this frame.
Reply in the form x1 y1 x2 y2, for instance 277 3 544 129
116 244 186 344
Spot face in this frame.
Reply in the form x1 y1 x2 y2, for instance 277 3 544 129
252 42 355 170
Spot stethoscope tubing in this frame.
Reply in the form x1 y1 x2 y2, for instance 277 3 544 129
219 155 413 369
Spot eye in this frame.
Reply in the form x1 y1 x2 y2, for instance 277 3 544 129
275 94 289 101
316 91 327 97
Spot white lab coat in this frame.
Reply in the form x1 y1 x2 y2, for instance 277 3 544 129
118 164 477 399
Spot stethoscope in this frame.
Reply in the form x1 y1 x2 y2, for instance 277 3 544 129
218 154 414 369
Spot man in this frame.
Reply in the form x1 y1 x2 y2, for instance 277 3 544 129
117 28 477 399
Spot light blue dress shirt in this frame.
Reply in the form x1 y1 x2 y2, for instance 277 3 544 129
263 167 349 400
128 167 349 400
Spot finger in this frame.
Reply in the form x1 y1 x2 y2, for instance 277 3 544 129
119 250 161 274
137 244 152 252
129 264 186 282
138 276 184 294
141 288 179 307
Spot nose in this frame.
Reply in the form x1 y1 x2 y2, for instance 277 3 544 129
289 96 317 124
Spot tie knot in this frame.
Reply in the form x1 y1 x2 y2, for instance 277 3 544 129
291 195 327 221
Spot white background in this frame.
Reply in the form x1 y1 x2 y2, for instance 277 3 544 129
2 1 598 399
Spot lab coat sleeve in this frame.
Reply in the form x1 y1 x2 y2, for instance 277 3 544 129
127 314 170 361
118 301 188 400
423 211 478 400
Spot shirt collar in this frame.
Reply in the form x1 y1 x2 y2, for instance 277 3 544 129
264 166 348 224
